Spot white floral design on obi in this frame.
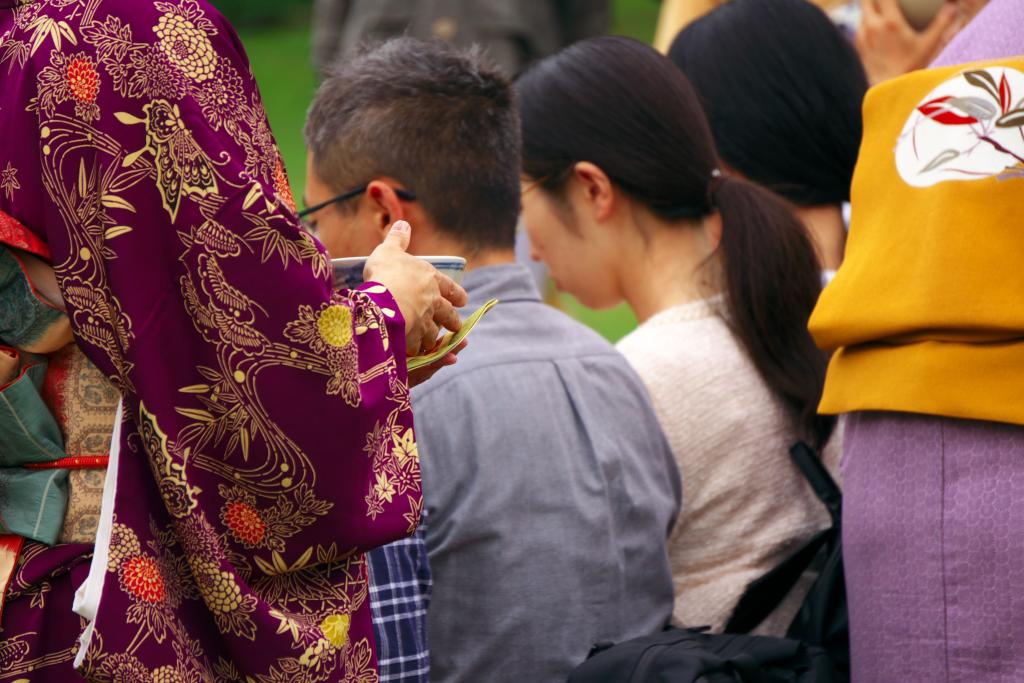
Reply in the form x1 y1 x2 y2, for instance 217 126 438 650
895 66 1024 187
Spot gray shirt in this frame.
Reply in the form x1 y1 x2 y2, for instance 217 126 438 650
414 263 680 683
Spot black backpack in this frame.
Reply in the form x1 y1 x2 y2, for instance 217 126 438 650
568 443 847 683
568 628 834 683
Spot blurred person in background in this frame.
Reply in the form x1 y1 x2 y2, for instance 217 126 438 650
655 0 988 86
809 0 1024 680
518 36 839 636
311 0 610 78
669 0 868 277
303 37 681 683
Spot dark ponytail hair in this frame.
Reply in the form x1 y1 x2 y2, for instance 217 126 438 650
517 36 834 448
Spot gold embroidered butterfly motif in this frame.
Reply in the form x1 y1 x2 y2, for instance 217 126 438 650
117 99 218 221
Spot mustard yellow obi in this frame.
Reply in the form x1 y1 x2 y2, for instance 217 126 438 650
810 57 1024 426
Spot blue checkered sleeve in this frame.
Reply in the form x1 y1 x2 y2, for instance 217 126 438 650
367 525 432 683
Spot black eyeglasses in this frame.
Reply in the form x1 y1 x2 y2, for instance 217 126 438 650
298 184 417 218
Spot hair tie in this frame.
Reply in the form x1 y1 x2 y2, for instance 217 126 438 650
707 168 724 209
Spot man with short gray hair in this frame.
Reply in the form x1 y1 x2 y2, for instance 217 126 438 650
302 38 680 683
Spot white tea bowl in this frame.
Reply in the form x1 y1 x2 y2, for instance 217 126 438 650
331 255 466 290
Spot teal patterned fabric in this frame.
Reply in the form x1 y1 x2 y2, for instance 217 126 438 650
0 360 65 466
0 358 69 545
0 468 68 545
0 244 70 545
0 246 66 349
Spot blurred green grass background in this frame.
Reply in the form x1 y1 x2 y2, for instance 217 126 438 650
226 0 654 341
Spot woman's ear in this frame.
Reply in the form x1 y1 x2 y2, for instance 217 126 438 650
572 161 615 222
720 161 745 181
703 211 723 251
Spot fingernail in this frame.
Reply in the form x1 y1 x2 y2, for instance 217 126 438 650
392 220 411 233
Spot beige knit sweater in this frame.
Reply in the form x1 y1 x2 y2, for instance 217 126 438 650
617 297 839 635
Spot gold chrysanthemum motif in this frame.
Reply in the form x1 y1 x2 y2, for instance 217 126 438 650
107 522 142 571
317 305 353 348
131 45 187 100
321 613 351 649
154 13 216 82
153 666 185 683
195 62 244 130
193 559 243 613
98 653 151 683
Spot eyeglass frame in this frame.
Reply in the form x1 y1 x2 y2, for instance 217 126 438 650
298 183 418 219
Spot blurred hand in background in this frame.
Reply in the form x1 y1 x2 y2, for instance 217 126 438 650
856 0 989 85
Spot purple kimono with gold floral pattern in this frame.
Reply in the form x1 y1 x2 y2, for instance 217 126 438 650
0 0 422 680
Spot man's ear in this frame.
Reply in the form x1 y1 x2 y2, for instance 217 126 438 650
364 180 407 240
572 161 615 222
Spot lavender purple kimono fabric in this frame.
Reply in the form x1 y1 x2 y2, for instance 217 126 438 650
0 0 422 680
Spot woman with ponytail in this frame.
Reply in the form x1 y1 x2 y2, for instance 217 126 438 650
516 35 838 635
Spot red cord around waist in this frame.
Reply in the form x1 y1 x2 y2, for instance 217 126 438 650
23 455 110 470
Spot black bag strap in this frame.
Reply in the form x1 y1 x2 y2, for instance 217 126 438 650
724 528 833 634
724 442 842 634
788 441 841 526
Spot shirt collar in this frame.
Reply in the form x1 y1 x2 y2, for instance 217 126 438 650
461 263 542 313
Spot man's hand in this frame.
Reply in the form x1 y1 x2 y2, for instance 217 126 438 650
364 220 469 356
857 0 958 86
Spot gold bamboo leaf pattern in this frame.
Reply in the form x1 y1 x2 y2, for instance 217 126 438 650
114 110 145 126
175 407 215 422
101 194 135 212
242 182 262 210
104 225 132 239
239 426 250 460
27 17 77 57
1 40 30 71
78 158 88 196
